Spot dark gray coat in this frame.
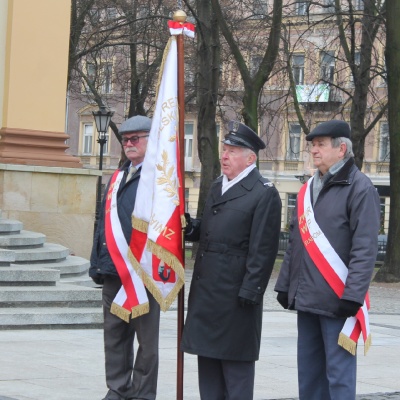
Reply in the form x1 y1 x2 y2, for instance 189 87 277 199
89 160 140 278
181 168 282 361
274 158 380 317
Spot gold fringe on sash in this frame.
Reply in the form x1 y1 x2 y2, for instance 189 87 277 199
110 303 131 323
338 332 372 356
364 334 372 355
111 301 150 322
338 332 357 355
131 302 150 319
132 217 149 234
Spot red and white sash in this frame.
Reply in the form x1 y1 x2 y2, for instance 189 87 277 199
104 170 149 322
297 177 371 355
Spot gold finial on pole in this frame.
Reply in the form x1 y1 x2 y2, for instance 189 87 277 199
173 10 187 23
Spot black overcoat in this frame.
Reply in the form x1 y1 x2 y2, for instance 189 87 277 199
181 168 282 361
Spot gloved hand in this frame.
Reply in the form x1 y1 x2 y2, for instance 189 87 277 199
91 274 104 285
276 292 289 309
184 213 193 234
238 296 258 307
336 299 361 318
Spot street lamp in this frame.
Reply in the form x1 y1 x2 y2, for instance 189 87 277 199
92 105 114 236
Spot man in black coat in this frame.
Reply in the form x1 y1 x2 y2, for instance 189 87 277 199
89 115 160 400
182 120 282 400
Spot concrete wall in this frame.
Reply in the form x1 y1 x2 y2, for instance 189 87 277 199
0 164 100 259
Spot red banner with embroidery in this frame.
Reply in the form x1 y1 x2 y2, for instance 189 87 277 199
297 177 371 355
128 35 185 312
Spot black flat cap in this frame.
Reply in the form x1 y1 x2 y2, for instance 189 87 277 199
222 121 266 153
306 120 351 141
119 115 152 135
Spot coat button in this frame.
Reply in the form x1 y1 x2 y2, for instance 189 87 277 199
213 210 218 215
196 275 200 280
103 242 106 246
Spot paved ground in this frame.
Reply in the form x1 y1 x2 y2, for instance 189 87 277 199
0 271 399 400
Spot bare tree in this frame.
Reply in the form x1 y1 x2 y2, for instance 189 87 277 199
210 0 283 134
283 0 387 169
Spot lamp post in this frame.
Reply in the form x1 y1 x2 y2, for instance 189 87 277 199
92 105 114 236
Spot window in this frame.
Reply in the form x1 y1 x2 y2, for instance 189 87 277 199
379 197 386 234
349 51 360 83
83 123 93 155
286 123 301 161
324 0 335 13
292 54 305 85
296 1 309 15
353 0 364 10
84 62 113 94
286 193 297 225
250 55 262 77
106 7 117 20
252 0 268 17
184 122 194 170
379 122 390 162
320 51 335 83
101 63 113 94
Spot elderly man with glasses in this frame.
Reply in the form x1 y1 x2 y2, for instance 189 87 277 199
89 115 160 400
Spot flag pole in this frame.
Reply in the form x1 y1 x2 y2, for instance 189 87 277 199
174 10 186 400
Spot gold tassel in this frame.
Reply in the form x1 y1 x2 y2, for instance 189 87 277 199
131 302 150 319
364 334 372 356
338 332 357 356
132 217 149 234
110 303 131 323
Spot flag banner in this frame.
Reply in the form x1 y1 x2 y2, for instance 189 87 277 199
298 177 371 355
129 36 185 312
168 20 195 38
105 170 149 322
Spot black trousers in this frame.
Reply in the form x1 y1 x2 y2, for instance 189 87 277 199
102 275 160 400
197 355 255 400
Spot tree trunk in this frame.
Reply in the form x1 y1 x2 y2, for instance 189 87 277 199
195 0 221 213
374 0 400 282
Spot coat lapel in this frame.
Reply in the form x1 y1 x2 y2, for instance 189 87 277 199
211 169 261 207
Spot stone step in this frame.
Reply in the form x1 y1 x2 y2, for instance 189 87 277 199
12 243 70 263
0 283 102 308
0 249 16 266
15 255 90 278
0 307 103 330
0 219 23 234
0 230 46 248
0 266 60 286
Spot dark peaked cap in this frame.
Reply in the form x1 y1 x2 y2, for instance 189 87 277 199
306 120 351 141
222 121 266 153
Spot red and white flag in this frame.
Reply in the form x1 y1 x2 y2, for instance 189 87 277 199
168 20 195 38
128 36 185 312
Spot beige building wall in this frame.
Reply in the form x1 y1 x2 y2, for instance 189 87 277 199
0 0 99 259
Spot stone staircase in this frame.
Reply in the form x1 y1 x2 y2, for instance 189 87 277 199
0 211 103 330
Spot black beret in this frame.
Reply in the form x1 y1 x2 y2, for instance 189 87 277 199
306 120 351 141
119 115 152 135
222 121 266 153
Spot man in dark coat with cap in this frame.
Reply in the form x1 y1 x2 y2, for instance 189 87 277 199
89 115 160 400
274 120 380 400
182 120 282 400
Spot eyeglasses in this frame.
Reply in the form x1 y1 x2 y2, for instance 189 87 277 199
121 135 149 145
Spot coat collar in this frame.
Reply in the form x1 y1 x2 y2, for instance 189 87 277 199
210 168 261 206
